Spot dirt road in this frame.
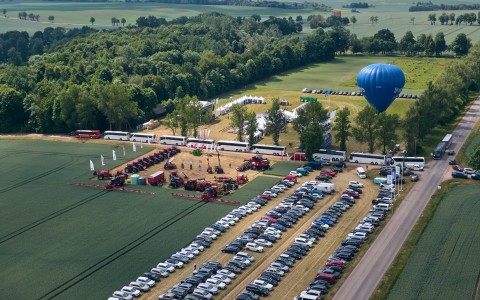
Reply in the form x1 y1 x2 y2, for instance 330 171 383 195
333 98 480 300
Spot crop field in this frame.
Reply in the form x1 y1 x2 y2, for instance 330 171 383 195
387 184 480 300
0 139 275 299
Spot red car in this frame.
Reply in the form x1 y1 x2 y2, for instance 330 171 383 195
258 194 271 200
320 170 337 177
452 165 463 172
343 189 360 198
261 215 277 222
325 259 345 269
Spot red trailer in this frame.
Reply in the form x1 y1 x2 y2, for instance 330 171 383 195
291 152 306 161
148 171 166 186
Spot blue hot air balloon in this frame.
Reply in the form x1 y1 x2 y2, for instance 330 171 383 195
356 64 406 113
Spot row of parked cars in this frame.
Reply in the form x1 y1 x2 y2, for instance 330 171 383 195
291 180 364 300
236 172 334 299
450 163 480 179
109 178 293 300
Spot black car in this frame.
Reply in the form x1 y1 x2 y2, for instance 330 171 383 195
284 250 302 260
275 258 293 267
448 150 455 155
262 271 282 281
449 159 457 165
170 287 189 298
258 275 279 286
143 272 161 282
341 239 362 247
181 276 203 286
246 284 270 296
228 260 248 269
236 294 256 300
315 174 332 181
334 161 346 168
258 234 277 243
173 283 194 293
222 245 241 254
237 290 260 300
202 261 222 271
452 171 468 179
224 264 242 274
210 223 227 232
402 169 414 176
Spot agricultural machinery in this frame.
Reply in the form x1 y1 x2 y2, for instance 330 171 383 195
164 158 177 170
184 178 212 192
106 174 127 190
249 155 270 170
169 170 185 188
147 171 166 186
95 170 128 180
236 161 252 172
192 148 202 156
236 174 249 185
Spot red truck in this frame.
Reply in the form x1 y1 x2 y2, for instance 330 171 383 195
148 171 166 186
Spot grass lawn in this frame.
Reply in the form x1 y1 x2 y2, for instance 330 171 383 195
0 139 275 300
263 161 304 177
387 184 480 300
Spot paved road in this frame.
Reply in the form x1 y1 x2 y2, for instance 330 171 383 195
333 97 480 300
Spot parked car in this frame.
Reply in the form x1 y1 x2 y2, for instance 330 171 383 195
246 242 264 252
452 171 468 178
411 174 420 182
192 288 213 300
472 173 480 180
120 286 141 297
463 167 477 174
449 159 457 165
112 291 133 300
447 150 455 155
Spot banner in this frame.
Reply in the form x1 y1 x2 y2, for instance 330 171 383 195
387 174 393 185
133 143 137 152
112 150 117 161
140 142 143 149
101 155 105 166
395 165 401 175
122 145 126 157
89 160 95 171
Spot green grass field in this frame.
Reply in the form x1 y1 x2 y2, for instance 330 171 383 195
387 184 480 300
263 161 304 176
0 139 275 299
1 0 480 46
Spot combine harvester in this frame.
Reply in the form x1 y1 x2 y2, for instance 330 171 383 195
172 186 240 205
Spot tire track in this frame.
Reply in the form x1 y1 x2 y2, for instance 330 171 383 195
1 148 110 159
0 190 109 245
37 200 209 300
0 157 75 194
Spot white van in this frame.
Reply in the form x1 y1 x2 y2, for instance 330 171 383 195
356 167 367 179
376 203 391 211
315 183 335 194
294 292 321 300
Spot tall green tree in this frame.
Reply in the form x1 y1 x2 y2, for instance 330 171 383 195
2 9 6 17
0 85 25 132
121 18 126 27
48 16 54 23
95 83 139 130
352 104 379 153
350 16 357 26
375 112 400 154
229 103 248 141
451 33 472 56
246 111 258 147
468 144 480 170
434 32 447 56
164 113 179 135
292 100 328 159
334 107 351 151
399 31 416 56
90 17 95 25
265 97 287 145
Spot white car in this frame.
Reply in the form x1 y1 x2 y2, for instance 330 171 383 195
289 171 303 177
348 180 364 188
225 214 240 222
183 246 200 255
246 242 264 252
177 250 195 259
242 204 257 212
216 220 232 227
112 291 133 300
246 202 261 209
205 278 227 290
211 274 232 284
136 276 155 287
156 263 175 273
121 286 141 297
128 281 150 292
254 239 272 248
347 231 368 240
270 186 285 193
252 279 273 291
189 242 205 251
197 283 219 295
236 251 255 262
270 262 290 272
463 167 476 174
151 267 169 278
232 256 251 265
193 288 213 300
266 267 285 276
217 268 236 279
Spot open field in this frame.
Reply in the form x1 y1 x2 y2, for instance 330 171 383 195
0 139 279 299
387 184 480 300
2 1 480 45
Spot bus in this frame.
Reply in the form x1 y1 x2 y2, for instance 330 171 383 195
129 133 156 143
103 131 131 141
391 156 425 168
349 152 386 165
159 135 187 146
312 149 346 162
216 140 250 152
73 130 102 139
186 138 215 149
251 144 287 156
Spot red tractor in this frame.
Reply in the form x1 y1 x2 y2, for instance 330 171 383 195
169 176 185 188
236 174 249 185
135 159 147 170
94 170 113 180
142 156 154 167
164 158 177 170
148 154 160 164
106 174 127 190
249 155 270 171
201 187 219 201
237 161 252 172
185 179 212 192
153 152 165 162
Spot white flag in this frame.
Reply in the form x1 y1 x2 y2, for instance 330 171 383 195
140 142 143 149
101 155 105 166
122 145 126 157
89 160 95 171
112 150 117 161
133 143 137 152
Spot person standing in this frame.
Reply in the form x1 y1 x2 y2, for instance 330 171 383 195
194 263 197 270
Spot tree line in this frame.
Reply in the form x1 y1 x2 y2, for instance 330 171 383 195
0 13 336 134
409 2 480 12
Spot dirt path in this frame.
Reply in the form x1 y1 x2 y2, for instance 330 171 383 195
139 167 377 300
